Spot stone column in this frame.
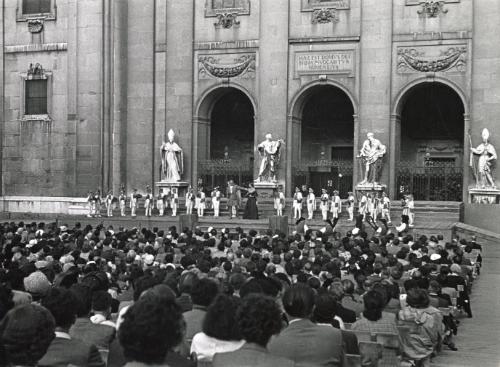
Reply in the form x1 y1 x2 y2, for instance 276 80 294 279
359 0 393 187
0 2 3 195
463 114 471 200
286 115 301 196
111 0 128 193
101 0 112 190
352 113 360 193
257 0 289 186
165 0 194 183
389 114 401 199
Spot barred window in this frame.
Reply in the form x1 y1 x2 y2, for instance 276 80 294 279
25 79 47 115
23 0 51 14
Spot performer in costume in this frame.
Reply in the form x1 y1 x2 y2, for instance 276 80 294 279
320 189 330 221
358 192 368 220
118 187 127 217
380 191 391 224
195 187 206 217
105 190 114 217
226 180 241 219
144 186 153 217
274 186 285 216
185 187 195 215
346 191 355 221
93 190 102 218
292 187 303 219
243 183 259 219
330 190 342 223
211 187 221 217
306 188 316 220
130 189 139 217
171 188 179 216
86 191 94 218
407 194 415 227
160 129 183 182
157 189 165 216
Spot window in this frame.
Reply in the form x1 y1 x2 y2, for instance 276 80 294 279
206 0 250 16
23 0 51 14
25 79 47 115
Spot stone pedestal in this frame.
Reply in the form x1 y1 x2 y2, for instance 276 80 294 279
254 181 278 199
156 181 189 196
179 214 198 231
469 188 500 204
269 215 288 234
355 182 387 198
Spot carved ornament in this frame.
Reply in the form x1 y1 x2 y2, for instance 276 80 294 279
27 63 45 78
311 8 339 24
214 12 240 29
397 47 466 73
199 54 256 79
27 19 44 33
417 1 448 18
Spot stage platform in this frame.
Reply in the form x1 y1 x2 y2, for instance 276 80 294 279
0 200 462 240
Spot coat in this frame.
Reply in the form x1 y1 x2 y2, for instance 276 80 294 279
213 342 294 367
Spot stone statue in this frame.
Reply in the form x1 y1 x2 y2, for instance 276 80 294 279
357 132 387 185
470 128 497 189
256 134 284 182
160 129 183 182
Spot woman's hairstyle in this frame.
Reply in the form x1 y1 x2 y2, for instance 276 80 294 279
406 288 430 309
362 290 385 322
41 287 78 328
118 295 184 364
236 294 282 347
0 304 55 366
202 294 242 341
282 283 315 318
191 278 219 307
312 292 338 324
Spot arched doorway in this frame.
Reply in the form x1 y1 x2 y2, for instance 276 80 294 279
396 82 465 201
195 86 255 189
290 84 356 196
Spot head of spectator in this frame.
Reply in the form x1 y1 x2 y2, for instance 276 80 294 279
312 292 338 325
69 283 92 318
118 294 184 365
191 278 219 307
41 287 78 332
406 288 430 309
202 294 242 341
0 285 14 320
0 304 55 367
91 290 113 319
236 294 282 348
282 283 315 319
362 290 385 322
23 271 51 301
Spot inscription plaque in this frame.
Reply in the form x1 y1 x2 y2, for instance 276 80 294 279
295 51 354 75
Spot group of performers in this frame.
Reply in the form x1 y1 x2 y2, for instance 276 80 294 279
85 183 416 231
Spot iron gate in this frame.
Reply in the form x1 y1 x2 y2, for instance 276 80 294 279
198 159 253 189
396 161 463 201
293 160 354 197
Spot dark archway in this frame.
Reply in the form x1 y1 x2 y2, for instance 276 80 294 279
292 85 355 196
397 82 465 201
195 87 255 189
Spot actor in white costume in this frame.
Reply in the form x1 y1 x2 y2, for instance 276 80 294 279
306 188 316 220
293 187 303 219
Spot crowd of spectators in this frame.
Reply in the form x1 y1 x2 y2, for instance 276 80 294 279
0 220 482 366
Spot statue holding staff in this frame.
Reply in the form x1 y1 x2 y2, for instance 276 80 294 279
256 133 284 183
470 128 497 189
160 129 183 182
357 132 387 185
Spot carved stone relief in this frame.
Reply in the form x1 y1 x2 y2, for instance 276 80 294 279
198 54 256 79
397 45 467 73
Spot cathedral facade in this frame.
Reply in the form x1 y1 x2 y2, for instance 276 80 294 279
1 0 499 202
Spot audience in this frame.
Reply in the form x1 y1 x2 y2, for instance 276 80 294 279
0 220 482 367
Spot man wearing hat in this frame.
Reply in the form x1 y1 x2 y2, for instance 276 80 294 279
330 190 341 223
346 191 355 221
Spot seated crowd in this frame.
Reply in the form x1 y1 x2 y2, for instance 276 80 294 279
0 220 482 367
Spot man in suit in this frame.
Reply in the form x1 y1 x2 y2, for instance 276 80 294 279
38 287 105 367
226 180 241 218
268 283 344 367
213 294 294 367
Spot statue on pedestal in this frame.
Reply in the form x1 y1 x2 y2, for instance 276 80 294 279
470 128 497 189
160 129 183 182
256 133 284 183
357 132 386 185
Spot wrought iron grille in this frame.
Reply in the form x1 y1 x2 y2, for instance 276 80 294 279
396 160 463 201
293 159 354 197
198 159 253 189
